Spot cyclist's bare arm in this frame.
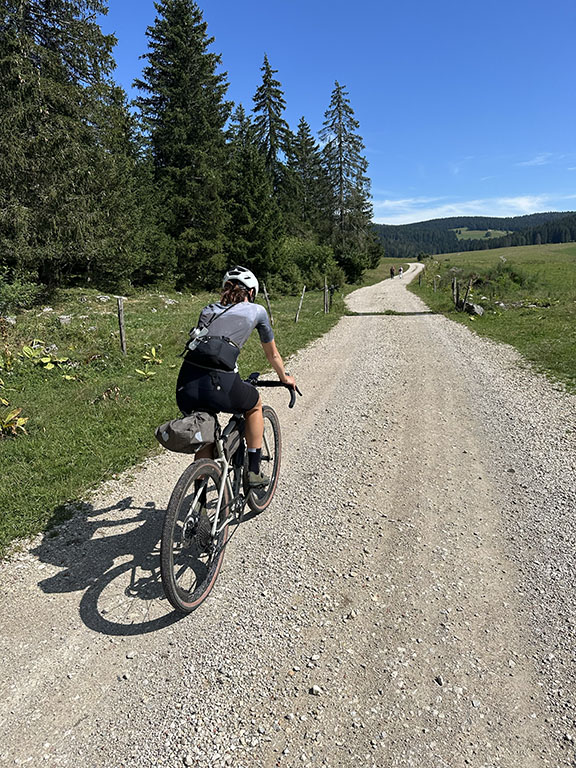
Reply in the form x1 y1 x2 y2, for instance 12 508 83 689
261 340 296 388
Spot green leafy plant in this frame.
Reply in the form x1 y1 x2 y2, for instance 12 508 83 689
142 346 163 365
0 348 15 372
38 354 70 370
20 341 45 362
135 365 156 380
0 407 29 437
21 341 70 370
0 377 6 406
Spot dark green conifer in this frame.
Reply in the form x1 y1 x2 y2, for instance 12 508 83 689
319 81 374 280
226 105 284 280
135 0 231 287
0 0 138 287
252 54 290 182
288 117 333 240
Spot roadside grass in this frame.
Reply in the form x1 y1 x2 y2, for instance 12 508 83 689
0 286 345 555
409 243 576 391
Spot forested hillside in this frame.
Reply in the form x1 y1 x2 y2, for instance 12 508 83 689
0 0 382 313
374 212 576 259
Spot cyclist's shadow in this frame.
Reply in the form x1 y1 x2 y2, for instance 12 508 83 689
33 496 182 636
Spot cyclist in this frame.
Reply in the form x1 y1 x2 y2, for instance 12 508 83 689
176 266 296 487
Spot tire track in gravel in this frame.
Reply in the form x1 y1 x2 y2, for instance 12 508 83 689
1 264 575 767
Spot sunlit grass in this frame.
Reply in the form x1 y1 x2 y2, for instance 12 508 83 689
410 243 576 391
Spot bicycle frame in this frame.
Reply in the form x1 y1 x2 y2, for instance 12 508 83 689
212 414 245 540
189 377 300 547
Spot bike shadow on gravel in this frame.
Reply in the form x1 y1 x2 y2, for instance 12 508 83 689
32 496 183 636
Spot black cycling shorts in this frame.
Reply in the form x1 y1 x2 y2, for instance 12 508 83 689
176 362 259 415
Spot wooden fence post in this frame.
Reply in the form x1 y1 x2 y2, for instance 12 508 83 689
295 285 306 323
116 296 127 356
324 275 328 313
262 282 274 326
462 277 473 311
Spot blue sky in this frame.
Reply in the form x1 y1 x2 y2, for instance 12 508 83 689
100 0 576 225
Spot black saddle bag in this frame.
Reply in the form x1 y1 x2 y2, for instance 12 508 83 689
155 411 216 453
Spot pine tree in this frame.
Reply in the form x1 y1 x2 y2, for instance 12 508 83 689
135 0 231 287
226 105 284 281
252 54 289 183
288 117 332 240
319 81 374 280
0 0 141 287
226 104 256 150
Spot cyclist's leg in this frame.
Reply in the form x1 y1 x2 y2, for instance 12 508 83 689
244 397 270 486
244 396 263 450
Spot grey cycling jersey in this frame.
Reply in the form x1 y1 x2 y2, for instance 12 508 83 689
198 302 274 348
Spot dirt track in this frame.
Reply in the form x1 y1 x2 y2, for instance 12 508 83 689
2 266 576 767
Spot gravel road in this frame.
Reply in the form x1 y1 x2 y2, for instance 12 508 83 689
2 265 576 767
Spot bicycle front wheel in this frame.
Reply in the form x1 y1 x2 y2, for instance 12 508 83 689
246 405 282 513
161 458 230 613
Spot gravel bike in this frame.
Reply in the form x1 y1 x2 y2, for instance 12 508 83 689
160 373 301 613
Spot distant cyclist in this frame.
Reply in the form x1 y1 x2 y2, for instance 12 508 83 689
176 266 296 486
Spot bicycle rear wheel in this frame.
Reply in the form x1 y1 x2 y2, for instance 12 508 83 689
245 405 281 513
161 458 230 613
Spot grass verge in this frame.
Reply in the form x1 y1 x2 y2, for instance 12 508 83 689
409 243 576 391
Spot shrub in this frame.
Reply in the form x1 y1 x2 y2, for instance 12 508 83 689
278 238 344 291
0 269 43 314
484 262 537 291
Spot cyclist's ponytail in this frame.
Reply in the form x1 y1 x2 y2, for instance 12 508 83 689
221 281 251 306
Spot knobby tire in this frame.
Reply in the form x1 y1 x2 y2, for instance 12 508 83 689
245 405 282 514
160 458 230 613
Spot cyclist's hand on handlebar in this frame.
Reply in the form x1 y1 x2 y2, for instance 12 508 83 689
281 373 296 389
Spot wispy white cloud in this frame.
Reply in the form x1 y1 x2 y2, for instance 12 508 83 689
449 156 475 176
517 152 554 167
373 194 576 225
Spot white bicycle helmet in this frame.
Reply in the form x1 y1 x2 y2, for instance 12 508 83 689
222 265 259 300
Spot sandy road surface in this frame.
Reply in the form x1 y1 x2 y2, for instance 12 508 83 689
1 265 576 767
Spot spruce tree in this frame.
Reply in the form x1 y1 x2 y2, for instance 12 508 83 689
0 0 141 287
134 0 231 287
226 105 284 280
226 104 256 150
319 81 374 280
288 117 332 240
252 54 289 183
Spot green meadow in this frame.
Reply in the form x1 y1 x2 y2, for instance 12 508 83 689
452 227 510 240
410 242 576 390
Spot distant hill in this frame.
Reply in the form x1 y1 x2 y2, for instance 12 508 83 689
373 211 576 259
